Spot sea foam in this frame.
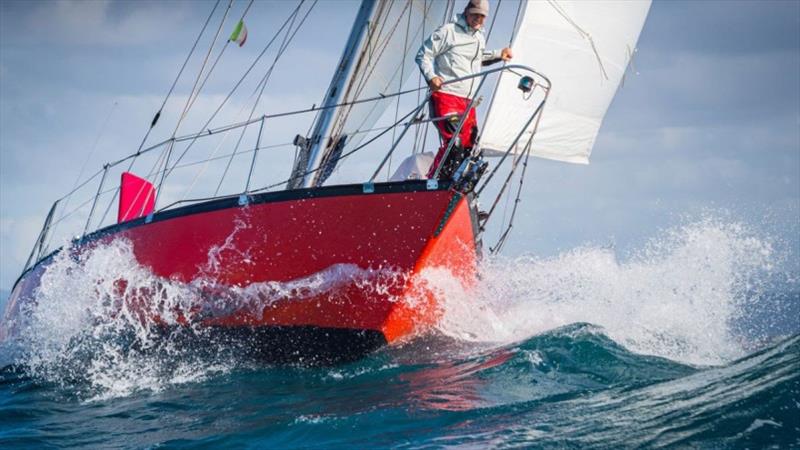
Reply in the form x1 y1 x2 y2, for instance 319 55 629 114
433 217 784 366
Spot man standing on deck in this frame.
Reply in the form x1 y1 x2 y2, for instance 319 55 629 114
416 0 513 180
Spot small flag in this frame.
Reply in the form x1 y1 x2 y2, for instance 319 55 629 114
229 19 248 47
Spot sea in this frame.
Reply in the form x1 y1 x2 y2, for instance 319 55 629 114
1 219 798 449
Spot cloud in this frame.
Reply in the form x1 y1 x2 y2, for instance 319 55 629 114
643 0 800 55
22 0 193 47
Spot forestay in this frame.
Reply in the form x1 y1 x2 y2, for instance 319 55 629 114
304 0 450 187
480 0 651 164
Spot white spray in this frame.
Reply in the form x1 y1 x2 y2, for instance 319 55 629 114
432 218 779 366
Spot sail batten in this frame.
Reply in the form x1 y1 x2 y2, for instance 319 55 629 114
481 0 651 164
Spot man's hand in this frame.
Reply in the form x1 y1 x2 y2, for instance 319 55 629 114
501 47 513 61
429 76 444 91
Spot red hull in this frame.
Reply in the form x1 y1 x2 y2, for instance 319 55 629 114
3 181 479 358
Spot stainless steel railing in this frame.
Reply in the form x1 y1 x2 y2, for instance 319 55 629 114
21 65 550 273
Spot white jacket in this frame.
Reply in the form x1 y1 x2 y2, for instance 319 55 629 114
416 14 503 99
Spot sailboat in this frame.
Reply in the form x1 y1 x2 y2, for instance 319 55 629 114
1 0 650 364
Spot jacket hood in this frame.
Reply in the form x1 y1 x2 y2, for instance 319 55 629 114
455 13 480 35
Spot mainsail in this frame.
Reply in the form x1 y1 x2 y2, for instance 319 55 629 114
480 0 651 164
295 0 451 188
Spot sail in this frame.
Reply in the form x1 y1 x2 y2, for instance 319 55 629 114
300 0 450 187
480 0 651 164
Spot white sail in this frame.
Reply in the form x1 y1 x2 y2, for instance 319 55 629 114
304 0 450 186
480 0 651 164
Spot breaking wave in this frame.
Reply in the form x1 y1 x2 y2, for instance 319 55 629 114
1 239 409 400
0 216 795 400
433 217 792 366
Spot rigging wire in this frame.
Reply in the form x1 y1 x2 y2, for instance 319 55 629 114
484 0 502 42
54 101 117 225
248 103 421 197
387 0 415 180
509 0 525 46
185 0 256 114
413 0 451 155
173 0 234 137
214 5 302 195
412 0 428 155
97 0 231 227
138 0 221 154
160 1 306 185
214 0 316 196
490 139 533 254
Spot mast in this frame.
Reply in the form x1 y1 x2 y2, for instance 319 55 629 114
293 0 378 189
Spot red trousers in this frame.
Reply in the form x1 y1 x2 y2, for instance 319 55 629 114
427 91 477 178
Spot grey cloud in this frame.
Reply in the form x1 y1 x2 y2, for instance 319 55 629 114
643 0 800 55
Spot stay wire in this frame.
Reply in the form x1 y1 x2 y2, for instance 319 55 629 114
484 0 502 42
387 0 414 179
97 0 224 227
55 101 118 225
214 4 301 195
412 0 428 155
185 0 255 114
139 0 221 154
247 104 421 197
491 138 533 254
161 1 306 184
174 0 234 137
149 0 235 218
214 0 316 196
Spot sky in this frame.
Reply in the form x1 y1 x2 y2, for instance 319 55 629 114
0 0 798 291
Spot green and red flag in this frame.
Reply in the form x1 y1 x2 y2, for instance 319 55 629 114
229 19 248 47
